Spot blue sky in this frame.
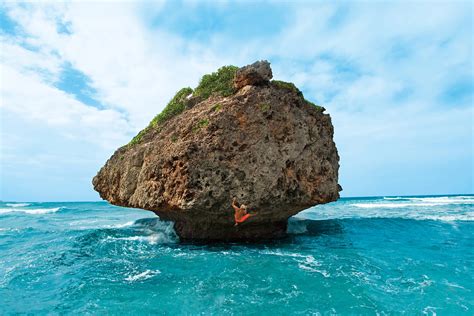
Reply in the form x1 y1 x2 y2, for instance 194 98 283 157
0 1 472 201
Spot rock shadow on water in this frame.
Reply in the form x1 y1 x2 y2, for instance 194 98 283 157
174 217 344 250
287 218 344 236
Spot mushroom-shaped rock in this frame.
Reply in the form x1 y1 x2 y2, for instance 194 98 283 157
93 61 340 241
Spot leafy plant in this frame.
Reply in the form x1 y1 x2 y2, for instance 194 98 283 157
128 126 150 146
149 87 193 127
194 65 238 99
128 87 193 146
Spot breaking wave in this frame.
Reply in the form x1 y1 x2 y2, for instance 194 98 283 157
0 207 62 215
355 196 473 209
5 203 31 207
102 218 178 245
299 195 474 223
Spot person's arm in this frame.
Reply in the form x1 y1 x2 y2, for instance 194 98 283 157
232 197 240 212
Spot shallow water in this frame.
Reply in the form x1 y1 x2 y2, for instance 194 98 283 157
0 195 473 314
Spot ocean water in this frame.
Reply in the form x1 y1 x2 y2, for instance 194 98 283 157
0 195 473 314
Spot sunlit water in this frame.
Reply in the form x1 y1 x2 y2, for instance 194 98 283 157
0 195 473 314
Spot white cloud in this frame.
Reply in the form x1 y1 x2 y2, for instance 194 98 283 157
1 63 130 149
0 1 472 200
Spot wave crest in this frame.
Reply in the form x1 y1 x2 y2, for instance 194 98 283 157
5 203 31 207
0 207 62 215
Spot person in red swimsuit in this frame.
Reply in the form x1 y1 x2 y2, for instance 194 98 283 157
232 197 257 226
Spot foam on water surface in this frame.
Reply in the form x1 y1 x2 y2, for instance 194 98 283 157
0 207 62 215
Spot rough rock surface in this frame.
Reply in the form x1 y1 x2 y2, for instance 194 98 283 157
93 61 341 241
233 60 272 90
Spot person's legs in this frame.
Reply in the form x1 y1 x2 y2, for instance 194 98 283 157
236 213 251 223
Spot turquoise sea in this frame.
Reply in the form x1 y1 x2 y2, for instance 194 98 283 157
0 195 473 314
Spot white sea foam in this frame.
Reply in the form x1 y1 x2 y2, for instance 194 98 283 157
6 203 31 207
380 196 474 204
297 264 330 277
302 195 474 222
415 214 474 221
68 220 136 230
105 226 177 244
0 207 61 215
125 269 161 282
297 255 330 277
260 249 311 259
106 235 161 244
346 196 474 222
353 203 441 208
352 213 472 222
408 197 474 204
354 196 473 209
105 221 135 229
261 250 331 277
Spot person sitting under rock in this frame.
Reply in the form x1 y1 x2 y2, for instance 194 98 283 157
232 197 257 226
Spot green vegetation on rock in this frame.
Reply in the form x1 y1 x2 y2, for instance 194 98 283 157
128 66 238 146
194 65 238 99
193 119 209 132
306 100 325 113
273 80 324 113
128 87 192 146
212 103 223 112
259 103 270 112
272 80 303 96
128 127 150 146
128 64 325 147
150 87 193 127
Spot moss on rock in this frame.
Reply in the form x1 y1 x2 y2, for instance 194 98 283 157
272 80 324 113
272 80 303 96
305 100 325 113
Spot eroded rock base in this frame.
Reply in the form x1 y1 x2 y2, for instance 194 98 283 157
173 220 288 242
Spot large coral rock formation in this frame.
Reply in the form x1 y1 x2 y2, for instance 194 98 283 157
93 61 341 241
